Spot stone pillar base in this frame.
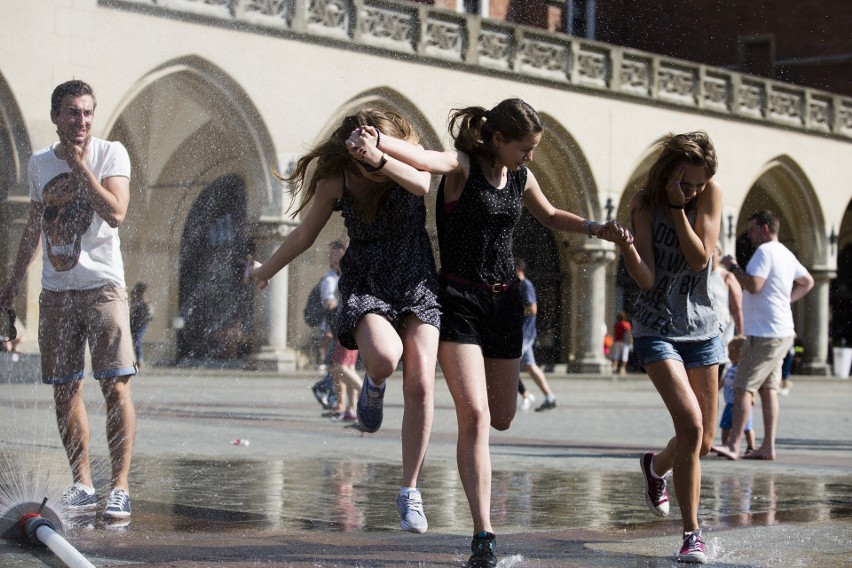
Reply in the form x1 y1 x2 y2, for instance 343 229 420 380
799 361 831 376
566 358 612 375
247 347 298 372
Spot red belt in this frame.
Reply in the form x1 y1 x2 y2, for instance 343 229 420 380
441 273 520 293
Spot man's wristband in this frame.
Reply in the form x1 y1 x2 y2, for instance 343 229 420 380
584 220 596 238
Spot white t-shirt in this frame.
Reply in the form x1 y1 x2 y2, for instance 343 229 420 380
319 269 340 334
28 138 131 291
742 240 808 338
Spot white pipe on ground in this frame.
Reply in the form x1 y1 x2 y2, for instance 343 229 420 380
26 516 96 568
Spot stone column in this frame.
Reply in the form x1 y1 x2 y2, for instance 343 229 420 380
799 267 834 376
566 246 615 374
247 221 298 372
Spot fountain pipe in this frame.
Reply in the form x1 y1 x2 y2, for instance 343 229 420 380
19 512 96 568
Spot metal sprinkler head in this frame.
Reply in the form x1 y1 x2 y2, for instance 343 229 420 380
0 497 64 541
19 511 56 545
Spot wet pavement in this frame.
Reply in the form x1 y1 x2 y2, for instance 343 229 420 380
1 367 850 567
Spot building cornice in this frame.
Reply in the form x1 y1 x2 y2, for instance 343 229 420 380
102 0 852 141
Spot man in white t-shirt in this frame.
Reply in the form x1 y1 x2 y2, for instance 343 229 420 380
0 80 136 520
714 210 813 461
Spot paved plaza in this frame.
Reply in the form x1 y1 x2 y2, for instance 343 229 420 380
1 366 851 567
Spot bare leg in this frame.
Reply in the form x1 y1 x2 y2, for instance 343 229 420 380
743 386 778 460
644 360 718 533
713 388 753 460
524 362 554 398
398 317 439 488
440 342 520 534
439 343 491 534
353 313 404 385
54 382 93 487
100 376 135 492
744 429 757 452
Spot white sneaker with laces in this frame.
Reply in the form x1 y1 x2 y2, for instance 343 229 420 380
397 489 427 534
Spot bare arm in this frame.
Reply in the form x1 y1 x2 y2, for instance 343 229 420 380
63 137 130 227
668 175 722 272
0 201 43 308
613 192 656 291
521 169 620 240
721 255 765 294
724 270 744 334
375 132 463 175
247 177 339 289
790 272 814 303
346 127 432 196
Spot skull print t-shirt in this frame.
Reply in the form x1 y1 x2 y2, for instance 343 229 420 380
28 137 131 291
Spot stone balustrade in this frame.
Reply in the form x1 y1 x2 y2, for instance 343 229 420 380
105 0 852 139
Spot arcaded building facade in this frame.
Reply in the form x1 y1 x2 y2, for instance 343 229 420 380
1 0 850 374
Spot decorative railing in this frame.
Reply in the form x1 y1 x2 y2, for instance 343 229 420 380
103 0 852 140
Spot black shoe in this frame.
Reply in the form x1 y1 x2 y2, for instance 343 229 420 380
467 531 497 568
535 398 558 412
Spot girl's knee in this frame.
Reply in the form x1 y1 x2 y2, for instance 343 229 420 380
490 408 516 431
365 357 398 381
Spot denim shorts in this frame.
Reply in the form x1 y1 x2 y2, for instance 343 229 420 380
633 335 725 369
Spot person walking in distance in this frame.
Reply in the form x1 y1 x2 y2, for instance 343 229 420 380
129 282 153 369
248 109 440 534
610 131 724 564
375 98 625 567
514 258 557 411
610 311 633 376
0 80 137 520
709 244 744 379
713 210 813 461
310 240 347 409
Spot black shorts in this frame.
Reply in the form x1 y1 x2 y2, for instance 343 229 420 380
438 281 524 359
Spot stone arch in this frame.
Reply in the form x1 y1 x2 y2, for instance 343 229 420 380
735 156 829 374
517 114 608 370
104 56 278 364
0 71 33 323
734 156 827 266
831 200 852 347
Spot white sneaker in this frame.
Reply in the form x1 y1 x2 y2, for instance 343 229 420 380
397 489 427 533
520 394 535 411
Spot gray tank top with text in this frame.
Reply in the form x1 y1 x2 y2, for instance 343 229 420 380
631 208 722 341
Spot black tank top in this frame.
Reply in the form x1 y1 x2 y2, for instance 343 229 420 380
436 160 527 284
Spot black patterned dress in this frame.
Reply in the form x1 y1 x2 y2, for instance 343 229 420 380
333 182 441 350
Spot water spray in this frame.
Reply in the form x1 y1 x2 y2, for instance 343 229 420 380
1 496 95 568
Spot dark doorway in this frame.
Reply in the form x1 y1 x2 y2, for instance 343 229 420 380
514 209 563 369
177 175 253 364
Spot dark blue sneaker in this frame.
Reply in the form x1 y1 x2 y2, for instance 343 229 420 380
356 375 385 433
60 483 97 509
312 373 333 409
103 488 131 519
468 531 497 568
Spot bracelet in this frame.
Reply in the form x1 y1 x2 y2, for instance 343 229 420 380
584 220 596 238
669 202 685 209
375 129 382 149
375 153 387 170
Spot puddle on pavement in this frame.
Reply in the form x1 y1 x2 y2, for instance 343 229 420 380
45 455 850 536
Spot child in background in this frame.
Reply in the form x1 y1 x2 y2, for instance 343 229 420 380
717 335 756 452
